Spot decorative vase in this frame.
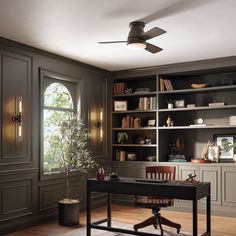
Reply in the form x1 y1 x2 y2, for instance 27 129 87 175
168 103 173 109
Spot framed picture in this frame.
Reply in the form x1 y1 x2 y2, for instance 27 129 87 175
148 119 156 126
114 101 127 111
213 134 236 162
208 145 220 162
175 99 185 108
127 152 137 161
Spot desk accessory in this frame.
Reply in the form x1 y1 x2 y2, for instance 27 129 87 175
109 172 120 181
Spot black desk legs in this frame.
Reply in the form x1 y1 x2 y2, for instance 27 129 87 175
86 187 91 236
193 200 198 236
207 194 211 235
107 193 111 227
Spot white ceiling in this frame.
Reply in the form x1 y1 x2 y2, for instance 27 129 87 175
0 0 236 71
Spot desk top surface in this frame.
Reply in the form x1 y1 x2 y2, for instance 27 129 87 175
87 177 210 200
88 177 209 187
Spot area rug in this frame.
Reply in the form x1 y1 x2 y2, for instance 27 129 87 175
62 222 200 236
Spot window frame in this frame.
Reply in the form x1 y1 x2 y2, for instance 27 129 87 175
39 68 83 180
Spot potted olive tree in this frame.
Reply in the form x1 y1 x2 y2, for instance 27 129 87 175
51 114 97 226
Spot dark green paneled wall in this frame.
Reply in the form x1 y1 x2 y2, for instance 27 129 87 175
0 38 110 234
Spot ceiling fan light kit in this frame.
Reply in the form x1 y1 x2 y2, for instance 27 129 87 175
127 42 146 50
98 21 166 54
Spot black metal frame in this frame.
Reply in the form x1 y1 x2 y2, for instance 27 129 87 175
87 177 211 236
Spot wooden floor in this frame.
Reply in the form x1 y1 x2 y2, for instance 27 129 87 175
7 204 236 236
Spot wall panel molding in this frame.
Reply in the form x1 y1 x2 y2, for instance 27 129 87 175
0 50 32 166
0 178 33 222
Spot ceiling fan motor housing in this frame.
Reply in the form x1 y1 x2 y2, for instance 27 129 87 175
128 21 146 45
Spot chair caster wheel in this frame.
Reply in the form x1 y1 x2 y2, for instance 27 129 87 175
177 225 181 234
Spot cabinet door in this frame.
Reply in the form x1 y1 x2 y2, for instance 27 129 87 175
222 166 236 207
199 166 221 205
0 50 31 166
178 165 199 181
87 76 107 158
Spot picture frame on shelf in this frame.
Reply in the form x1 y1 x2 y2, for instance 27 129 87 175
114 100 127 111
148 119 156 127
213 134 236 162
175 99 185 108
207 145 220 162
127 152 137 161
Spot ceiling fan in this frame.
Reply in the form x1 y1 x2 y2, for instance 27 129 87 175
98 21 166 54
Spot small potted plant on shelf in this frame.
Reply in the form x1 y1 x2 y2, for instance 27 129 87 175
51 114 97 226
117 132 128 144
166 99 174 109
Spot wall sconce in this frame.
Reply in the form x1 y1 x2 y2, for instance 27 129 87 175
12 96 23 141
95 108 103 142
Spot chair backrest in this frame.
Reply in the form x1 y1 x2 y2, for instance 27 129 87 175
146 166 176 181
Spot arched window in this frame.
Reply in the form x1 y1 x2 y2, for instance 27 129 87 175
42 78 78 174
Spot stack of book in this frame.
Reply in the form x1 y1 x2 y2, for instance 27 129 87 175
113 83 127 95
159 79 173 91
168 155 187 162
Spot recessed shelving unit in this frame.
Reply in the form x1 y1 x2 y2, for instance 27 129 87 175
158 69 236 162
112 68 236 163
112 75 157 162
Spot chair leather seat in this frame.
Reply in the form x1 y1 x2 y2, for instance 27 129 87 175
134 196 174 208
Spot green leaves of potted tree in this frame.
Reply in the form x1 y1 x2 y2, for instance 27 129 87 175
51 114 97 226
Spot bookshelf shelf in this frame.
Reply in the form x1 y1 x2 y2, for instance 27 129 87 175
113 91 156 98
158 84 236 94
159 104 236 112
112 110 157 114
112 144 157 147
159 125 236 130
112 127 156 131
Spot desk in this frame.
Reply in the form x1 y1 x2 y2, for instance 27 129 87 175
87 177 211 236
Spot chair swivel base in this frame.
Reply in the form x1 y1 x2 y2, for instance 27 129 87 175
133 215 181 236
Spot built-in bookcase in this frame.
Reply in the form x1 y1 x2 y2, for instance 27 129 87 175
158 70 236 162
112 76 157 162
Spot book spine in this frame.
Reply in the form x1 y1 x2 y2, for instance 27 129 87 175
143 97 150 110
139 97 144 110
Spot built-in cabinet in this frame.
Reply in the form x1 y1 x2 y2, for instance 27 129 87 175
222 166 236 207
111 58 236 216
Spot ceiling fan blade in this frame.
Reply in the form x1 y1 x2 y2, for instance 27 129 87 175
142 27 166 40
98 41 127 44
145 43 163 54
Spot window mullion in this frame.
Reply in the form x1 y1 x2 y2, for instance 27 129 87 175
43 106 74 112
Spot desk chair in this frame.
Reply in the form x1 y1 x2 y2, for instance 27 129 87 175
133 166 181 235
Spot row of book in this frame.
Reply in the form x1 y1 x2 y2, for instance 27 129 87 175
121 115 141 128
160 79 173 91
138 97 156 110
113 82 127 95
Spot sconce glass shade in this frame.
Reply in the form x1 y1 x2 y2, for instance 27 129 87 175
99 108 103 141
12 96 23 141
